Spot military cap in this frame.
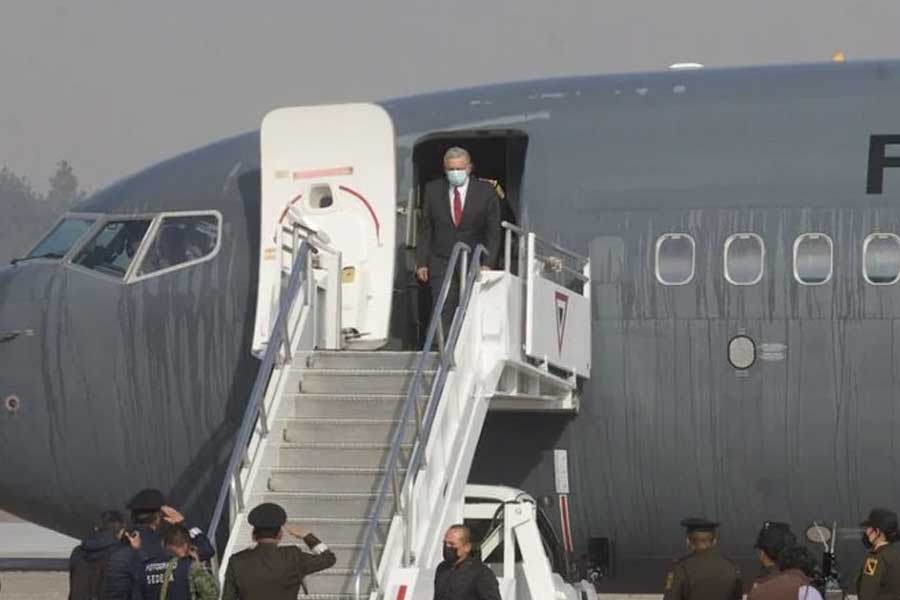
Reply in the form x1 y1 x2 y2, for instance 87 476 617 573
861 508 899 534
126 488 165 511
248 502 287 529
754 521 796 557
680 517 719 532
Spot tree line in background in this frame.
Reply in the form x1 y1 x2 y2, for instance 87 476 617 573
0 161 87 263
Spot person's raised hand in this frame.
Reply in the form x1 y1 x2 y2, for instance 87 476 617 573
284 525 307 539
161 505 185 525
416 267 429 283
125 530 142 550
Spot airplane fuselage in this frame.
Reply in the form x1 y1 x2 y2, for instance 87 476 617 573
2 60 900 590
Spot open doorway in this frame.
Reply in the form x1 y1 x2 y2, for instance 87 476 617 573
412 130 528 253
407 130 529 345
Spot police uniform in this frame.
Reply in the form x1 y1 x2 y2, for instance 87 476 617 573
222 502 337 600
753 521 796 586
126 489 215 600
857 509 900 600
663 518 743 600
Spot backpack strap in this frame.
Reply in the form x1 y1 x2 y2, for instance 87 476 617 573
158 558 178 600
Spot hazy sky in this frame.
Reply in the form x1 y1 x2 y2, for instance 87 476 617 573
3 0 900 192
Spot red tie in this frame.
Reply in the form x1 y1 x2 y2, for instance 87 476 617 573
453 188 463 227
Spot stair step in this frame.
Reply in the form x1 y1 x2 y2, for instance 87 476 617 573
303 570 372 596
306 351 438 370
279 418 417 445
234 518 390 547
267 466 404 494
284 393 424 419
294 369 436 395
251 492 394 519
276 442 412 469
323 544 384 570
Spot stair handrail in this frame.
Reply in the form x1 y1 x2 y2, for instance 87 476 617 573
207 241 310 545
352 242 488 600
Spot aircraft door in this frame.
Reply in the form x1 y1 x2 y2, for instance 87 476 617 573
255 104 396 351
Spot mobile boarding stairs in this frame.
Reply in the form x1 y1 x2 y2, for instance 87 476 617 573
207 216 594 599
206 112 594 600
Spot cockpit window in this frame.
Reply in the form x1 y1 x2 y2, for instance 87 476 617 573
136 214 220 277
27 217 95 259
72 219 152 279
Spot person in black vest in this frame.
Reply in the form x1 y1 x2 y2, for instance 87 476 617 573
101 488 214 600
416 147 500 334
433 524 500 600
69 510 130 600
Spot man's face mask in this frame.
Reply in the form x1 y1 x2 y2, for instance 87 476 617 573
443 543 459 562
446 169 468 187
863 529 875 549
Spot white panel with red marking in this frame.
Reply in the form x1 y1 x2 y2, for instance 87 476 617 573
253 103 396 352
525 274 591 377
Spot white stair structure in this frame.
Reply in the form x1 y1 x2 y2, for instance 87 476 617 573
207 106 592 600
208 219 592 599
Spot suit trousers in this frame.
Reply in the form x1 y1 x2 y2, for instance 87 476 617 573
429 260 460 343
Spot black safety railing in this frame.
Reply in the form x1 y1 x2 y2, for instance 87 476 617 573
352 241 488 600
207 242 311 549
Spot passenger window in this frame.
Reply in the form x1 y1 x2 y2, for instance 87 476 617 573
309 184 334 209
863 233 900 285
28 217 95 259
655 233 695 285
794 233 833 285
724 233 765 286
137 214 220 277
72 219 151 279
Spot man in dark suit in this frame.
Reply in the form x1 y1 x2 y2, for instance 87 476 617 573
433 524 501 600
416 147 500 334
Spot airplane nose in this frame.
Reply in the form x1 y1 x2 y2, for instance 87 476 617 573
0 265 45 413
0 264 72 532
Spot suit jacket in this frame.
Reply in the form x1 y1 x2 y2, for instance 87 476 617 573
416 177 500 274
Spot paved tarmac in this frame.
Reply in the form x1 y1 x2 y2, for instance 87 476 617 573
0 511 74 598
0 571 68 599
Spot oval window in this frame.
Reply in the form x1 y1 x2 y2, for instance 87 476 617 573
655 233 695 286
724 233 765 286
794 233 833 286
728 335 756 370
863 233 900 285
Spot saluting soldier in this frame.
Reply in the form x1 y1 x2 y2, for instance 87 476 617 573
663 518 743 600
857 508 900 600
222 502 336 600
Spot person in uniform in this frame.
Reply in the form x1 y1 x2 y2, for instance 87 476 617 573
433 524 501 600
663 518 743 600
857 508 900 600
222 502 337 600
127 488 215 600
753 521 797 586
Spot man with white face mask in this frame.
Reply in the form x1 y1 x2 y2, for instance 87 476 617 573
416 146 500 333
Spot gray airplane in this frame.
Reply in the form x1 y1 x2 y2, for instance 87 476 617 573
2 59 900 590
